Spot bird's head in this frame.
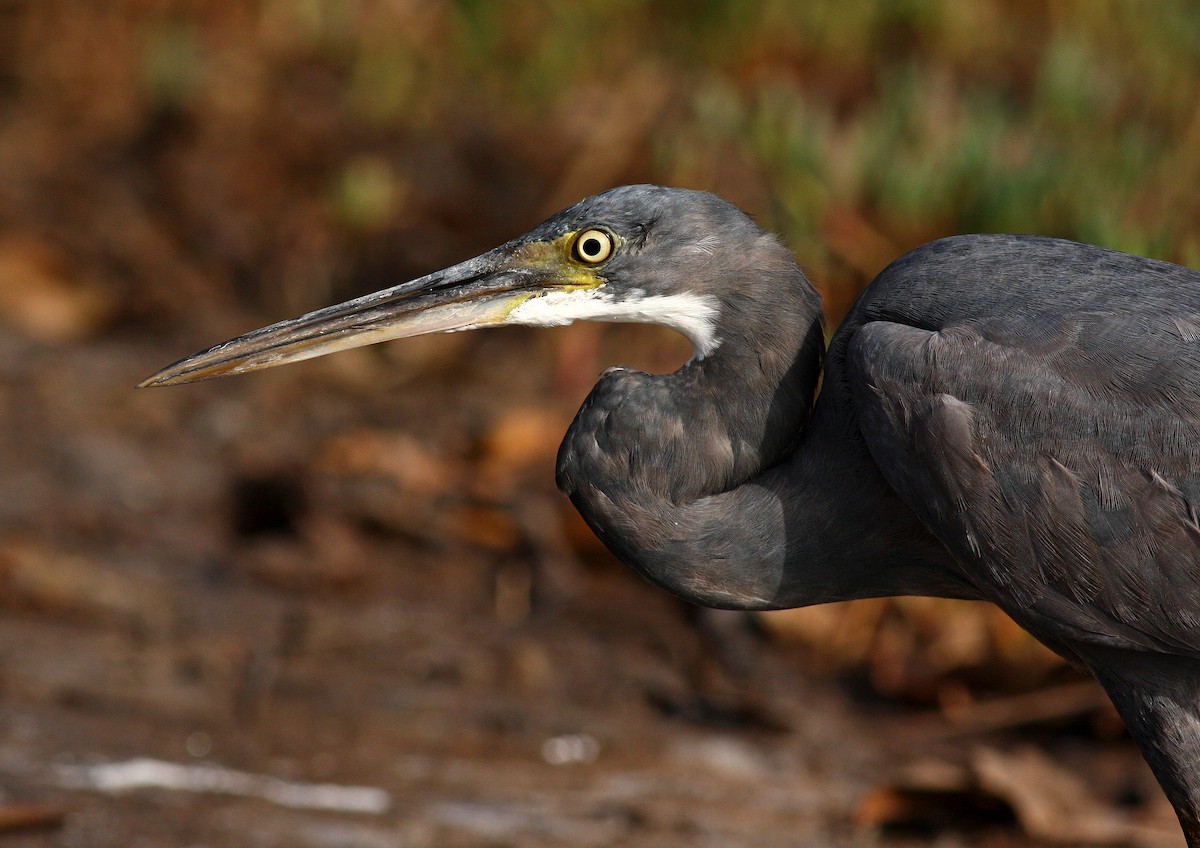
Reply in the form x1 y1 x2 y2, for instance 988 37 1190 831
140 185 788 387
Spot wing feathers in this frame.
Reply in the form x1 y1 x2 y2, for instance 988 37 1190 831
848 318 1200 656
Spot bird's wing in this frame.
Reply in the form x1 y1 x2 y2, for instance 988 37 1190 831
847 312 1200 658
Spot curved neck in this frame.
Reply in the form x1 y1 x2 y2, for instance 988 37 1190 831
557 262 969 610
557 246 823 508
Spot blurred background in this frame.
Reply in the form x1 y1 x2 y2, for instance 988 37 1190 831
1 1 1198 845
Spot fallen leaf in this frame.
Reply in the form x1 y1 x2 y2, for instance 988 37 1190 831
859 746 1182 846
445 505 521 551
857 757 1012 832
0 541 172 632
0 803 67 833
0 234 114 342
315 429 461 498
476 406 562 496
972 745 1178 846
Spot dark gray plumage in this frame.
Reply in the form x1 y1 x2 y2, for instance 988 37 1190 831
142 186 1200 843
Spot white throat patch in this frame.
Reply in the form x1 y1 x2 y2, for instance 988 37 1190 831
506 287 722 358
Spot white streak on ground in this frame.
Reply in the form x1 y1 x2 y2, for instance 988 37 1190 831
55 757 391 814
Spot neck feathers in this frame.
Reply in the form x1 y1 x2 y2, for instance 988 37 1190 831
555 253 826 606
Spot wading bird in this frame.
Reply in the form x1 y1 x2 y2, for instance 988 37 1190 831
143 185 1200 842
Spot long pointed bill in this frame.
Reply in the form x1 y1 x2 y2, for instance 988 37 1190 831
139 247 568 387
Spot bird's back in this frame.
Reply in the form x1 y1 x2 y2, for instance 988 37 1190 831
827 235 1200 661
834 233 1200 364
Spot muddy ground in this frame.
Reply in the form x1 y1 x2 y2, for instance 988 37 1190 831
0 319 1183 847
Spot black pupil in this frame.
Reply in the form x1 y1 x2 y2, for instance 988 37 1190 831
581 237 602 258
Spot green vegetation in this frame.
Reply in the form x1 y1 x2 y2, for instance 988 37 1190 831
353 1 1199 289
6 0 1199 318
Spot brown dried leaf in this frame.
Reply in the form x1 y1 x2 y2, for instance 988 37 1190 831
239 516 369 593
0 803 67 833
760 596 1065 695
856 756 1009 830
0 541 172 632
757 600 889 669
477 406 562 488
0 234 114 342
315 429 461 497
445 505 521 551
971 746 1179 846
937 680 1113 735
860 747 1181 846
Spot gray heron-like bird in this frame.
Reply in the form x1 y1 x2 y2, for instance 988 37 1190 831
143 185 1200 842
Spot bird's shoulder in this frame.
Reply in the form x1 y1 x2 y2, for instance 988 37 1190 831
831 234 1200 441
842 234 1200 335
835 240 1200 657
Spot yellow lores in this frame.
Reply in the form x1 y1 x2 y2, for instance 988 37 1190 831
517 229 616 286
486 230 615 322
138 227 619 387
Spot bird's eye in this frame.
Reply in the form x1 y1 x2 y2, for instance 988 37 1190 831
572 229 613 265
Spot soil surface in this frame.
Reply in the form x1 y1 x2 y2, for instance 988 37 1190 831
0 323 1182 847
